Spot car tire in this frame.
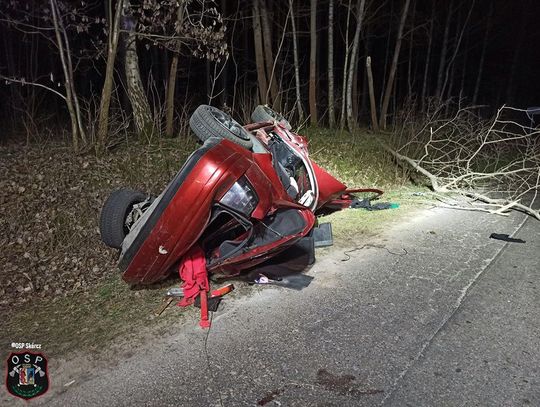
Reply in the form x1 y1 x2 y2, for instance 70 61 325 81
251 105 292 130
189 105 253 149
100 189 146 249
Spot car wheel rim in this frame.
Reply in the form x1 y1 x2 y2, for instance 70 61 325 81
263 106 285 122
210 108 250 141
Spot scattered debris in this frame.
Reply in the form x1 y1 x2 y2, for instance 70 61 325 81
350 198 399 211
249 273 313 291
489 233 526 244
313 223 333 248
154 297 174 317
166 287 184 298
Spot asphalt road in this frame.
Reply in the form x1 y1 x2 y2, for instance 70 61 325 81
11 206 540 406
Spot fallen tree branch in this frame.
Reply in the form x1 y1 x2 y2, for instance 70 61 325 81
385 105 540 220
381 141 445 192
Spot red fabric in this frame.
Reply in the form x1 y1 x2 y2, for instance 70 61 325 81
199 291 210 328
177 245 209 307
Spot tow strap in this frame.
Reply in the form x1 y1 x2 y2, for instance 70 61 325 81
176 245 235 328
177 245 211 328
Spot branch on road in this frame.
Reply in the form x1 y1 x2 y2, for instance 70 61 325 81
385 104 540 220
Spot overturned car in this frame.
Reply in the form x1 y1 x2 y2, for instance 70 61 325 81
99 105 382 285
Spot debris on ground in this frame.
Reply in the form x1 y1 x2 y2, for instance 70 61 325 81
489 233 526 244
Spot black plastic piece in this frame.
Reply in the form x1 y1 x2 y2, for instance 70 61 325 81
313 222 333 248
489 233 526 244
194 295 222 312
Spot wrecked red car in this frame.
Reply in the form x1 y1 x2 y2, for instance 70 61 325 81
99 105 381 285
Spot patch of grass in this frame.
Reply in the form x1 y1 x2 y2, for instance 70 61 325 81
1 275 181 361
303 127 409 188
319 187 431 246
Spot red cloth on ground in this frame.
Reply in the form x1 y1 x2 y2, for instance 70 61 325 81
177 245 209 307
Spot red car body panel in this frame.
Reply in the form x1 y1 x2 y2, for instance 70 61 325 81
310 161 348 209
120 140 247 283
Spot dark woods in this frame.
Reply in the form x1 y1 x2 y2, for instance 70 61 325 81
0 0 538 151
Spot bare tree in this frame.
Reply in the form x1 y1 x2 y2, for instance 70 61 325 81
123 0 153 136
165 5 185 138
97 0 124 150
379 0 411 130
340 0 353 129
309 0 318 126
421 2 435 112
260 0 280 108
131 0 226 136
386 104 540 220
289 0 304 121
440 0 475 100
406 0 416 100
49 0 86 151
366 56 379 132
0 0 95 150
345 0 366 131
328 0 335 127
253 0 268 104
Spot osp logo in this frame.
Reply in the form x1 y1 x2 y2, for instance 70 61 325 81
5 352 49 400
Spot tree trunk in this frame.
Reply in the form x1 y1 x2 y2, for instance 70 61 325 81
421 2 435 111
472 4 493 105
366 56 379 132
435 0 452 100
358 34 370 118
259 0 280 108
54 1 86 145
123 0 153 136
252 0 268 104
289 0 304 122
441 0 475 99
458 31 469 99
97 0 124 150
339 0 353 129
378 0 393 113
345 0 366 131
165 5 185 138
309 0 318 126
50 0 80 152
165 54 179 138
446 51 457 101
220 0 229 107
406 0 416 101
379 0 411 130
327 0 335 127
